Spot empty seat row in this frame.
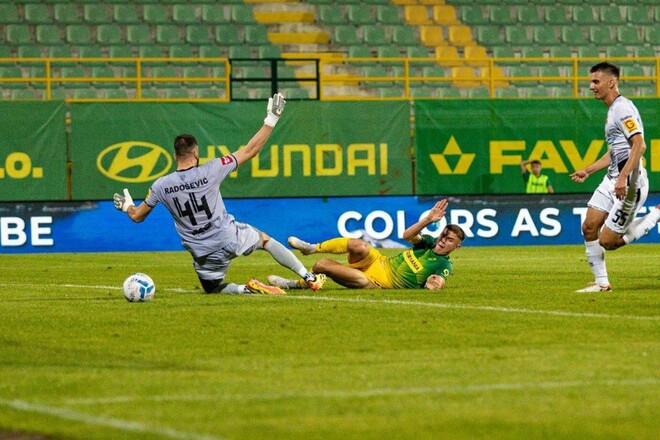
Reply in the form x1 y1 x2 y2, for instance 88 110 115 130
333 25 418 47
317 4 402 25
0 4 254 25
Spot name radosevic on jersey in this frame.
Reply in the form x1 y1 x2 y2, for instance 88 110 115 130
145 155 238 257
605 95 644 179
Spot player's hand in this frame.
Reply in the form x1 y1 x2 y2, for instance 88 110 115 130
426 199 448 222
570 169 588 184
425 274 445 290
113 188 134 213
264 93 286 127
614 176 627 200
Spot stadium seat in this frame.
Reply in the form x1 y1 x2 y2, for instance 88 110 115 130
495 88 519 98
599 6 622 24
109 46 134 62
432 5 458 26
84 5 110 24
114 5 140 24
363 26 389 46
18 46 42 58
626 7 652 25
605 46 629 61
534 27 560 45
0 4 20 24
144 5 169 24
489 6 515 25
404 6 431 25
461 6 487 25
448 25 473 46
505 27 529 46
549 46 573 68
589 27 613 45
476 26 502 46
348 45 372 66
451 66 480 88
67 25 93 45
245 25 269 45
173 5 197 24
422 66 446 86
376 5 402 25
231 5 255 24
526 87 549 98
127 25 153 45
551 87 574 98
572 5 597 25
0 67 26 89
79 46 104 65
509 65 535 86
257 45 280 59
170 45 193 59
617 26 642 46
97 25 122 45
104 89 129 99
36 25 63 45
182 25 207 45
11 89 40 100
183 66 208 88
561 26 587 46
516 5 542 24
436 88 461 98
60 67 86 89
151 66 179 89
392 26 417 46
645 27 660 45
319 6 345 25
199 46 223 58
420 26 444 46
521 46 544 65
198 6 225 24
72 89 98 99
544 6 570 25
377 87 402 98
348 4 376 25
333 26 360 46
493 47 516 65
91 66 117 89
464 46 488 66
228 46 251 59
538 66 567 86
24 4 50 24
435 46 461 67
54 4 81 24
215 26 241 45
409 87 434 98
49 47 74 66
468 87 490 98
377 46 401 64
156 25 180 45
577 46 600 63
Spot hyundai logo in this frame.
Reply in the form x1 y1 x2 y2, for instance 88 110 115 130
97 141 172 183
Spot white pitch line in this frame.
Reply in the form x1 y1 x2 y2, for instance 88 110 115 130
0 398 224 440
285 295 660 321
61 378 660 406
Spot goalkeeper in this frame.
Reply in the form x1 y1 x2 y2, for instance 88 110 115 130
268 200 465 291
113 93 324 296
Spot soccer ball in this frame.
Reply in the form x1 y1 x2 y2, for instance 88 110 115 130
122 273 155 302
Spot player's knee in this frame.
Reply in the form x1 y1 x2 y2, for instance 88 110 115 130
599 238 620 251
582 221 599 239
347 239 370 254
312 258 333 273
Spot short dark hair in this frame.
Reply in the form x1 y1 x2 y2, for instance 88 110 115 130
530 159 542 166
174 134 198 157
590 62 619 80
442 224 466 242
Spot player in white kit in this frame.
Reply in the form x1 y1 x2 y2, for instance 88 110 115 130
114 93 325 295
570 63 660 292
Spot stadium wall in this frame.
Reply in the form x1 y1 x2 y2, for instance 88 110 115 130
1 194 659 253
1 100 660 202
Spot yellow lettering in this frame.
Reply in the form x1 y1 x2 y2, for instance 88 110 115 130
316 144 342 176
490 141 525 173
651 139 660 172
252 145 279 177
529 141 567 173
379 143 388 175
560 140 605 171
283 144 311 177
347 144 375 176
6 152 32 179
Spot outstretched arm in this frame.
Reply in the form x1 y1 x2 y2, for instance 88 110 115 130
233 93 286 166
569 150 611 184
402 199 448 244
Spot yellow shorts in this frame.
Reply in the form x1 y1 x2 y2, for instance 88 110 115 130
349 247 393 289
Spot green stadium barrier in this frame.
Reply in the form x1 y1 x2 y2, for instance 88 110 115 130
414 99 660 195
70 101 412 200
0 102 68 201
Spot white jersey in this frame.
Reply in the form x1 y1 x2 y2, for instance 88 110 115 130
605 95 644 180
145 155 240 258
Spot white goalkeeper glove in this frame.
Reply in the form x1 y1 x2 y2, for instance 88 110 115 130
113 188 134 213
264 93 286 127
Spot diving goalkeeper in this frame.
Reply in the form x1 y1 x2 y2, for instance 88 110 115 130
268 200 465 291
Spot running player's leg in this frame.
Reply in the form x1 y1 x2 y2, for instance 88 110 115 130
577 207 610 292
600 177 649 250
288 236 351 255
194 252 250 294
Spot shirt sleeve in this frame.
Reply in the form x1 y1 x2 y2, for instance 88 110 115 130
615 104 643 141
211 155 239 184
413 234 436 250
144 183 159 207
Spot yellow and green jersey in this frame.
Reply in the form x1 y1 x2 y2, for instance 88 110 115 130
386 235 453 289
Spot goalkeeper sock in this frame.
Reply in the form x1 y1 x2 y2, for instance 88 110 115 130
623 208 660 244
585 239 609 286
317 237 350 254
264 238 309 278
219 283 248 295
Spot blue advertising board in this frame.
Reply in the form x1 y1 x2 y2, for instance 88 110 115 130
1 194 659 254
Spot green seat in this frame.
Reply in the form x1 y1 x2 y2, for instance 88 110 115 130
183 66 209 88
495 88 519 98
36 25 62 45
104 89 129 99
7 25 33 45
228 46 250 59
392 26 417 46
467 87 489 98
12 89 40 100
605 46 628 60
437 88 461 98
572 6 597 25
589 27 613 45
617 26 642 46
656 8 660 22
18 46 42 58
30 66 46 89
97 25 122 45
533 27 559 45
173 5 197 24
544 6 569 25
245 25 269 45
143 5 168 24
635 86 656 97
0 67 26 89
489 6 515 25
645 27 660 45
139 46 163 59
166 89 189 99
54 4 81 24
84 5 110 24
476 26 502 46
348 45 372 66
127 25 153 45
202 5 227 24
257 45 280 59
407 46 432 68
551 87 574 98
157 25 181 45
410 87 433 98
561 26 587 46
539 66 566 86
377 46 400 62
422 66 447 86
194 88 223 99
49 47 74 67
378 87 402 98
493 46 516 65
49 88 68 100
200 46 223 58
516 5 542 24
114 5 140 24
108 46 134 66
91 66 117 89
363 25 389 46
67 25 93 45
24 4 50 24
211 65 227 79
186 25 210 45
549 46 572 68
461 6 486 25
521 46 544 65
599 6 621 24
231 4 254 24
363 65 391 87
633 46 655 60
79 46 104 65
216 26 241 45
509 65 535 85
621 65 652 86
626 7 652 24
505 26 528 45
60 67 86 89
333 26 360 46
577 46 600 66
526 87 549 98
376 5 401 25
348 4 375 25
319 6 345 25
282 88 309 99
0 5 20 24
73 89 98 99
151 66 179 88
170 46 194 59
139 88 161 99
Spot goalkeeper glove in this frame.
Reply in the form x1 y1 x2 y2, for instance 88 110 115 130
113 188 134 213
264 93 286 127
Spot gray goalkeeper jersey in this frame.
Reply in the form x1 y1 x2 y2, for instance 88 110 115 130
145 155 239 258
605 95 644 180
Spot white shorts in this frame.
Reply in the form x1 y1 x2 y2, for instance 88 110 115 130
193 221 262 281
587 170 648 234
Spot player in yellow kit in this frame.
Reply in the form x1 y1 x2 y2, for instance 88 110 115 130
268 200 465 291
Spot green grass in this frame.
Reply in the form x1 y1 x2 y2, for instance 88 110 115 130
1 245 659 439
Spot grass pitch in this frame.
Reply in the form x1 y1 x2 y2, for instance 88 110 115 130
1 244 659 439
